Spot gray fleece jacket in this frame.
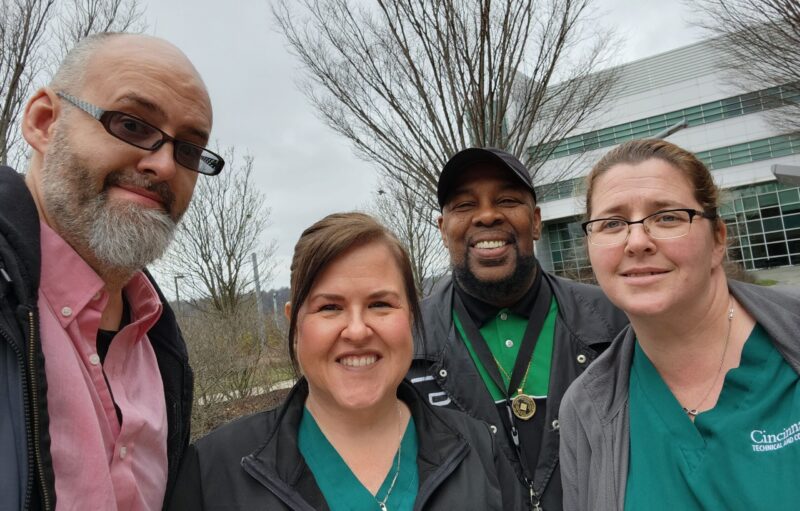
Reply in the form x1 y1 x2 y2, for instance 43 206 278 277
558 280 800 511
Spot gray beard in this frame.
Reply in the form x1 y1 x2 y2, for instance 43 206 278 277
86 197 176 272
40 127 178 274
452 250 538 306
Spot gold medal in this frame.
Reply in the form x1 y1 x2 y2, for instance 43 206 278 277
511 392 536 420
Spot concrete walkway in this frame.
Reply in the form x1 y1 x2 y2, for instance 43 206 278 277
750 267 800 286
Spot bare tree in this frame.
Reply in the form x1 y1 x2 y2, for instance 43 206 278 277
273 0 618 211
51 0 145 63
694 0 800 133
370 179 447 295
162 147 277 316
0 0 144 167
179 299 291 441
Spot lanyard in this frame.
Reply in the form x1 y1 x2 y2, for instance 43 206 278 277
452 270 552 497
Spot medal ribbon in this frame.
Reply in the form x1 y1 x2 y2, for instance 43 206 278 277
452 269 552 492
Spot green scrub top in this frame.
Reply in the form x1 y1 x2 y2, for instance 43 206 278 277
298 408 419 511
625 324 800 511
453 296 557 400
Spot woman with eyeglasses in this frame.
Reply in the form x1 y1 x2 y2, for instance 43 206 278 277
169 212 524 510
558 139 800 511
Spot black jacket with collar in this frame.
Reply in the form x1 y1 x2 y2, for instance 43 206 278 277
407 272 628 510
169 378 526 511
0 166 194 510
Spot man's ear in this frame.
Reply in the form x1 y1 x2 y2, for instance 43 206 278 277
22 88 61 153
437 215 449 248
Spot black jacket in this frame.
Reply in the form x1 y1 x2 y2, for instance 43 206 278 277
169 379 526 510
407 273 628 510
0 166 194 510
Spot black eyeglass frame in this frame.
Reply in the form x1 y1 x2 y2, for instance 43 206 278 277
581 208 718 246
56 92 224 176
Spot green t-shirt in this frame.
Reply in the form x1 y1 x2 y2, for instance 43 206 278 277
298 408 419 511
625 324 800 510
453 295 557 400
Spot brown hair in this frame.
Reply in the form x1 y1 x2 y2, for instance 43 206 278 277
585 139 723 233
287 212 422 373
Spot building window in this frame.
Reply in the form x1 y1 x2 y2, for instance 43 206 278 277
722 182 800 269
544 219 594 282
531 82 800 162
536 134 800 203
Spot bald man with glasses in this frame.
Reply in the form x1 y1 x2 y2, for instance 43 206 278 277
0 33 222 510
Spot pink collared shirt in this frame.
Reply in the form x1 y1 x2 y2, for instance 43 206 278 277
38 222 168 511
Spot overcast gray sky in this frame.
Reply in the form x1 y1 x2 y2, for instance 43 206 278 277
145 0 705 291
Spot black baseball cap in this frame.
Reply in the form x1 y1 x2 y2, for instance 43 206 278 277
437 147 536 209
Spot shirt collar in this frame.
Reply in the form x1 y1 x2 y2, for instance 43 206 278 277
38 221 162 331
453 261 543 326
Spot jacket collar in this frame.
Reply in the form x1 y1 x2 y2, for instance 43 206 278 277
242 378 469 506
0 166 41 305
417 272 621 359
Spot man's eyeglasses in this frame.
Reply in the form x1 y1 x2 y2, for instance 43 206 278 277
56 92 224 176
581 208 718 246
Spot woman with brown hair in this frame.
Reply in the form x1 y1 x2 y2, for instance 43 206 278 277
170 212 523 510
559 139 800 510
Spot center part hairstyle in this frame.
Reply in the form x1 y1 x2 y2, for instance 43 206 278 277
585 139 722 230
286 212 422 373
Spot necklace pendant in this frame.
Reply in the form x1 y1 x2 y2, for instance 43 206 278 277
379 504 387 511
512 393 536 420
682 407 698 417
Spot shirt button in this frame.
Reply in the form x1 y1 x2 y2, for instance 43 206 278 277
89 354 101 366
577 354 587 364
92 292 102 301
490 425 498 434
499 312 508 320
438 369 448 378
119 446 127 459
61 306 72 317
505 339 514 348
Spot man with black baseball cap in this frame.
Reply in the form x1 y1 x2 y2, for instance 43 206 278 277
408 147 627 510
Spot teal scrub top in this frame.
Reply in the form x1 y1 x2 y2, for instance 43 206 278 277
298 408 419 511
625 324 800 510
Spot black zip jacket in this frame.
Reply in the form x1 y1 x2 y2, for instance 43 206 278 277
0 166 194 510
169 379 526 510
407 273 628 510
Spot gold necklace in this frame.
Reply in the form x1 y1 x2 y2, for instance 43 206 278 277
375 403 404 511
682 300 735 417
495 356 536 420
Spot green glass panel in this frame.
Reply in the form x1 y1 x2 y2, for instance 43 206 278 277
758 192 779 207
742 197 759 210
746 220 763 233
761 206 780 218
751 244 767 258
783 213 800 229
765 231 785 243
767 242 789 257
763 217 783 232
786 228 800 241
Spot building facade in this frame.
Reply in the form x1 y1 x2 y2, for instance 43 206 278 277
531 38 800 282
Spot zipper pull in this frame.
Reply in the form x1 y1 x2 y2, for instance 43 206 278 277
526 480 541 511
0 262 11 297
